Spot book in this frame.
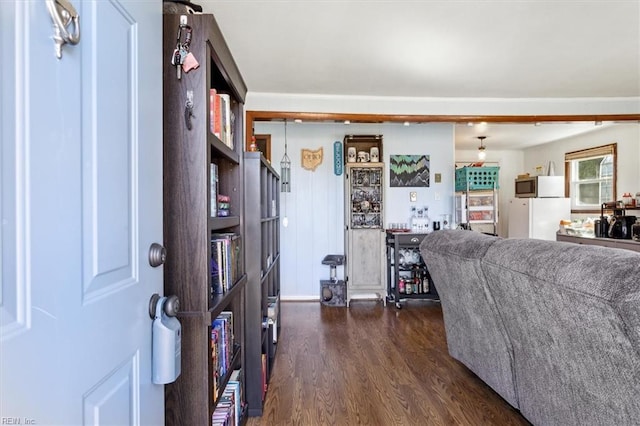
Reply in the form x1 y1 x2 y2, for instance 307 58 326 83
211 240 224 295
211 233 242 292
219 93 232 149
209 88 217 134
227 369 243 425
213 93 222 140
210 163 218 217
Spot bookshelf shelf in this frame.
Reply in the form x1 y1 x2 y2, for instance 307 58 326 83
163 13 247 426
209 134 240 163
210 216 241 231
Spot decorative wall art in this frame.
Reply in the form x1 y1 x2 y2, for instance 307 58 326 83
390 155 430 187
301 147 323 171
333 141 343 175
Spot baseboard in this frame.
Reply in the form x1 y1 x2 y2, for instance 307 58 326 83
280 295 319 302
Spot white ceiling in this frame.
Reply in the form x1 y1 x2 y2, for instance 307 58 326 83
197 0 640 148
453 120 616 150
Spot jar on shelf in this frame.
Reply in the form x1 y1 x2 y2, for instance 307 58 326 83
622 192 633 206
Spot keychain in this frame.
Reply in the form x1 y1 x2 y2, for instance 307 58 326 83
171 15 199 79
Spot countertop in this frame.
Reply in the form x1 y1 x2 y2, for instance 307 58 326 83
556 233 640 253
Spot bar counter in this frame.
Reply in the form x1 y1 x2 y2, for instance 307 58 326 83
556 233 640 253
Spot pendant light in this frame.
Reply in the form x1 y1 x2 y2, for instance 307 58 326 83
477 136 487 160
280 120 291 192
280 120 291 227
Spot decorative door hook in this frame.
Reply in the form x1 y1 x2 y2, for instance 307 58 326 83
46 0 81 59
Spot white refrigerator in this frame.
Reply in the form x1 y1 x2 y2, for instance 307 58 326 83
508 198 571 240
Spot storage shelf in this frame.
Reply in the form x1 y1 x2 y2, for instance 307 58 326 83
386 232 439 308
212 344 242 407
209 274 247 321
455 187 499 234
175 275 246 324
210 216 241 231
345 159 386 305
163 13 247 426
244 151 281 417
260 253 281 284
209 133 240 164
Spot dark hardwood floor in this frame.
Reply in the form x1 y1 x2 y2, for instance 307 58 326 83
247 301 530 426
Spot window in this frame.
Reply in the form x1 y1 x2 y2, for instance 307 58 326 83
565 143 617 212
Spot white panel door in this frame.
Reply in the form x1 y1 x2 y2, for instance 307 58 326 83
0 1 164 424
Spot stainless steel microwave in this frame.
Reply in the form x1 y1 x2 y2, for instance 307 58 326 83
515 175 565 198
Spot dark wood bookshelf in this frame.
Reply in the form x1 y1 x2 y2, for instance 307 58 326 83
162 12 247 426
244 151 281 416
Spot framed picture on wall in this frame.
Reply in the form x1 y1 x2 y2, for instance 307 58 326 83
390 155 430 187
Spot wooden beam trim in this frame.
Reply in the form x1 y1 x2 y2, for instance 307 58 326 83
245 110 640 151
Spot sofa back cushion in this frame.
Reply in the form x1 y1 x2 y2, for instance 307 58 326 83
420 230 518 407
483 238 640 426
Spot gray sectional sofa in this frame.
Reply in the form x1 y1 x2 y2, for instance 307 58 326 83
419 230 640 426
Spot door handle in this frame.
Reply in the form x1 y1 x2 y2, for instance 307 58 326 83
46 0 81 59
148 243 167 267
149 294 180 319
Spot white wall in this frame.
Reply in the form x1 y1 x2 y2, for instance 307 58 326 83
254 121 455 299
455 123 639 231
522 123 640 206
248 94 638 298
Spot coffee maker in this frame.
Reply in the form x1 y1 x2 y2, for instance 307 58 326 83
608 209 637 239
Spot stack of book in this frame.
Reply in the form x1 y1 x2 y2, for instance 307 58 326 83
210 233 242 296
211 311 234 400
212 370 243 426
209 89 234 149
217 194 230 217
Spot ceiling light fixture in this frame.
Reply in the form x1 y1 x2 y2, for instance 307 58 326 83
403 121 410 126
344 120 350 125
477 136 487 160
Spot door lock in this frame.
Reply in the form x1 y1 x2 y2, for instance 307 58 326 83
149 294 181 384
148 243 167 267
